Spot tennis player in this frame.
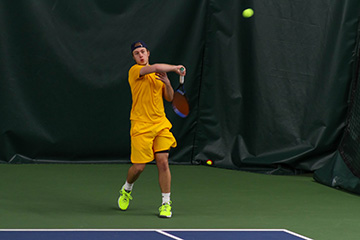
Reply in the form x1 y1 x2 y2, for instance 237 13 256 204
118 41 186 218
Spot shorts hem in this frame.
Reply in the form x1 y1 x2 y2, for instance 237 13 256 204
130 159 154 164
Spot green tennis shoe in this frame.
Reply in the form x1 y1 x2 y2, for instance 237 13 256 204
159 202 172 218
118 188 133 211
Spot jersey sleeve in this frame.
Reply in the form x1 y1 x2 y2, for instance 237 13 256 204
128 64 144 82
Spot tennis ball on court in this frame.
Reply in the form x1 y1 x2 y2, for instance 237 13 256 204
242 8 254 18
206 160 213 166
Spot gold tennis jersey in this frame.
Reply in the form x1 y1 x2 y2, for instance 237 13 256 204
128 64 166 122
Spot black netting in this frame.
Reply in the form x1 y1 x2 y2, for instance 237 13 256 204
339 22 360 178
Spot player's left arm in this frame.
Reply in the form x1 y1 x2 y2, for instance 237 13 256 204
156 72 174 102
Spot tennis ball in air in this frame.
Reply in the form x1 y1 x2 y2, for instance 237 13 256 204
242 8 254 18
206 160 213 166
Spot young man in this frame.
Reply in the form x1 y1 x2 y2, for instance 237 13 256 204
118 41 186 218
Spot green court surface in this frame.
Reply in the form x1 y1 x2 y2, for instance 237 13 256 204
1 164 359 240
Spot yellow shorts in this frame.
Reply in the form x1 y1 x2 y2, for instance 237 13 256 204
130 119 177 164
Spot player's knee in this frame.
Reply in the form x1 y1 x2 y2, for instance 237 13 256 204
133 164 146 174
157 160 169 172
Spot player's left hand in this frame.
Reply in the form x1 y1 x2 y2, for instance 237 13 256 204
155 72 170 84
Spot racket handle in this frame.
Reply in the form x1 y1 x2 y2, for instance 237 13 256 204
180 67 185 84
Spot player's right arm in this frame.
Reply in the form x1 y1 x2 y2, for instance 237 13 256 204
140 64 186 77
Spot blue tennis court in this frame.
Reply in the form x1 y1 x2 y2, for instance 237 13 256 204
0 229 312 240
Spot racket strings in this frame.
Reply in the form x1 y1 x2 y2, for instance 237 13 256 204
172 92 189 117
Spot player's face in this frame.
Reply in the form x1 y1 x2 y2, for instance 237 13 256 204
132 47 150 65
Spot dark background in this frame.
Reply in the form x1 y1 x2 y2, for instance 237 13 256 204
1 0 360 175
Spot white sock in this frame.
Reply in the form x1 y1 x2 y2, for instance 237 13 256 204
123 181 134 192
162 193 171 205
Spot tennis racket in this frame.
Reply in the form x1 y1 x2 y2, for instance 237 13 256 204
172 67 189 118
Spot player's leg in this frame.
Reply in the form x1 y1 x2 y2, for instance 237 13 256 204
118 163 146 211
155 151 171 195
153 121 177 198
155 151 173 218
127 163 146 184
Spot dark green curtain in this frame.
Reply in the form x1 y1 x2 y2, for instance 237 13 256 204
0 0 206 163
1 0 360 177
194 0 360 173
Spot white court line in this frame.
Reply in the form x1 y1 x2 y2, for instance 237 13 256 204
283 229 313 240
0 229 312 239
156 230 184 240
